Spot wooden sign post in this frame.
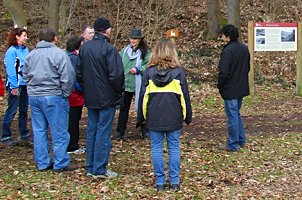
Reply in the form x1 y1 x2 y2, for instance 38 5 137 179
297 22 302 95
248 21 255 95
166 29 179 42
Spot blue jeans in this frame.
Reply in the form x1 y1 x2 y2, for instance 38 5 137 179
224 98 246 151
1 86 29 141
150 129 181 185
86 107 115 175
29 96 70 170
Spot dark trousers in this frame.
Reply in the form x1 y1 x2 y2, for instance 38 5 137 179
1 86 29 140
67 106 83 151
116 91 134 135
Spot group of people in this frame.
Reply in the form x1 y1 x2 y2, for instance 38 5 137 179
0 18 250 192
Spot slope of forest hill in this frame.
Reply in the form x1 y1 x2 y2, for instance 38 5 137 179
1 0 302 87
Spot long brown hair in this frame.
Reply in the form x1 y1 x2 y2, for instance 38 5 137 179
137 39 150 60
5 28 27 51
148 38 179 70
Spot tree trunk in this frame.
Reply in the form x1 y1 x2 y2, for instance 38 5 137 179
48 0 61 33
3 0 27 28
206 0 222 39
227 0 240 29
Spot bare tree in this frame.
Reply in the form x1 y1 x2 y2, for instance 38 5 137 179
3 0 27 28
227 0 240 29
137 0 179 43
112 0 132 46
48 0 61 33
55 0 179 47
206 0 222 39
59 0 79 35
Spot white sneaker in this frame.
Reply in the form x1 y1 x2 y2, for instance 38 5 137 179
86 173 93 177
79 146 86 152
67 146 85 154
92 169 118 179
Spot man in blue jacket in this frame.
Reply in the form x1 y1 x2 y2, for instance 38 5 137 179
217 24 250 152
76 18 124 178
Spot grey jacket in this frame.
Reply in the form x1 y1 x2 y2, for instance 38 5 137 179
23 41 75 97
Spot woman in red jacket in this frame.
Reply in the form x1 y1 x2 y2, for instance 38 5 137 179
66 36 85 154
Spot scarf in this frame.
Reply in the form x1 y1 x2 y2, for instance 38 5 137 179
123 44 142 112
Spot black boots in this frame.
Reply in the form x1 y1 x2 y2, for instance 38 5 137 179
112 132 124 140
156 184 180 192
171 184 180 191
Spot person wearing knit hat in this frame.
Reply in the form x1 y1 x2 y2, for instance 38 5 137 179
77 17 124 179
93 18 112 42
94 18 111 32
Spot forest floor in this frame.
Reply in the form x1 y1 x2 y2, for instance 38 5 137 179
0 84 302 199
1 0 302 199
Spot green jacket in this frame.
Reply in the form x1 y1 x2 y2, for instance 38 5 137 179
120 47 151 92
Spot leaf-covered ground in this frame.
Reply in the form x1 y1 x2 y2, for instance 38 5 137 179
0 84 302 199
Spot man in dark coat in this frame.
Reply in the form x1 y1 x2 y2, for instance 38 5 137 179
76 17 124 178
217 24 250 152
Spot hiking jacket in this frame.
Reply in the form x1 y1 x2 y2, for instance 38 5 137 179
76 33 124 109
217 40 250 99
67 51 84 107
137 66 192 131
23 41 75 97
4 45 29 88
120 47 151 92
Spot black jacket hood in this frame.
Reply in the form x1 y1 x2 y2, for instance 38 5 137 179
152 69 173 87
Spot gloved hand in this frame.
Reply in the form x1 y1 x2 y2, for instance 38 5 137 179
136 122 142 129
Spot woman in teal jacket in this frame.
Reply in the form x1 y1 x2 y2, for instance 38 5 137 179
1 28 30 146
112 29 151 140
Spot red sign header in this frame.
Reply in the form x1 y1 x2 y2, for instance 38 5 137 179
254 22 297 27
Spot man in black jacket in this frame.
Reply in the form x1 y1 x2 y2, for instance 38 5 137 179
76 18 124 178
217 24 250 152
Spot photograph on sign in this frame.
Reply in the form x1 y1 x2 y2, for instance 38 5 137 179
281 30 295 42
256 29 265 36
256 38 265 44
254 22 297 51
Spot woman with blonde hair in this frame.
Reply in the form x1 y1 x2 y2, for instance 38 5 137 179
137 38 192 191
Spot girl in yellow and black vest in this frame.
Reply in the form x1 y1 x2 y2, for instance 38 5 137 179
137 38 192 192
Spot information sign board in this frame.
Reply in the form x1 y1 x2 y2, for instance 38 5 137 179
254 22 297 51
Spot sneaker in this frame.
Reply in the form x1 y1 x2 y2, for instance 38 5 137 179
1 138 17 146
93 169 118 179
112 132 124 140
53 163 78 172
67 146 85 154
86 173 93 177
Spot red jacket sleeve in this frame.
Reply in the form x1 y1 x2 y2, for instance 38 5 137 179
0 75 4 97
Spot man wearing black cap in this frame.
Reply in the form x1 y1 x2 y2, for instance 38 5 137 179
76 17 124 179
